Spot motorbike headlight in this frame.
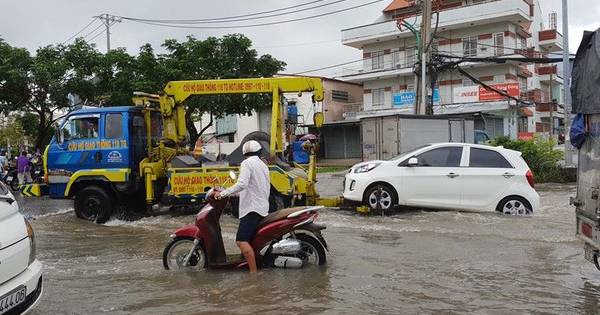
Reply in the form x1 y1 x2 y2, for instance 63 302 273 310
354 163 381 173
24 218 36 265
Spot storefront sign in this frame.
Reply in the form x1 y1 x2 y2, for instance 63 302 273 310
453 86 479 103
479 83 520 101
393 89 440 107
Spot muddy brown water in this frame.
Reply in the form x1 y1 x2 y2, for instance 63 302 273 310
17 183 600 314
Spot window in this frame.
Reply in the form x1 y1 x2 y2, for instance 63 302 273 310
518 37 527 50
463 79 476 87
62 116 99 140
463 36 478 57
518 117 528 133
494 32 504 56
105 113 123 139
519 76 527 94
405 47 416 67
392 50 401 68
371 51 384 70
332 90 349 102
406 83 415 91
414 147 463 167
469 148 513 168
372 88 385 106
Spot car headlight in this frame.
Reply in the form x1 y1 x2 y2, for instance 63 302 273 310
24 218 36 265
354 163 381 173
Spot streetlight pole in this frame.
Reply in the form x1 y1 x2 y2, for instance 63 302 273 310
562 0 573 165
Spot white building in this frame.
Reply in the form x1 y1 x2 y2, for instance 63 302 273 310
340 0 564 140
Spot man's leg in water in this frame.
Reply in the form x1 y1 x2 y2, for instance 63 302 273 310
236 241 257 273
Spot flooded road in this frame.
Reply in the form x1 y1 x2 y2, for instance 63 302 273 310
19 182 600 314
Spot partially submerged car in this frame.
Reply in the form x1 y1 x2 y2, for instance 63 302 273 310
0 183 42 314
344 143 540 215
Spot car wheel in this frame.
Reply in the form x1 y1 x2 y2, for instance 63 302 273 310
497 196 532 216
364 184 397 214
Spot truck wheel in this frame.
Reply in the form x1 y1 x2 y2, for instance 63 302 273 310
74 186 114 224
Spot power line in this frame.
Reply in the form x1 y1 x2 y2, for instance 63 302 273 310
81 23 105 40
293 58 364 74
120 0 328 23
123 0 386 30
122 0 352 24
61 18 99 44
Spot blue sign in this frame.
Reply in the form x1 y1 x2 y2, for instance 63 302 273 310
393 89 440 107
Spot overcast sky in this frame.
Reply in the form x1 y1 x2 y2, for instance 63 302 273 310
0 0 598 78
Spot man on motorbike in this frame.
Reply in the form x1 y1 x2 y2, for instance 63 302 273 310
214 140 270 273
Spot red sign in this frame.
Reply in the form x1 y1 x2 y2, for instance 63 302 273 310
479 83 520 102
518 132 534 141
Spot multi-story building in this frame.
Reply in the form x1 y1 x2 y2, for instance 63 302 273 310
340 0 564 140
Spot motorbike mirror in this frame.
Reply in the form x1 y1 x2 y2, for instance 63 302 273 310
229 171 237 180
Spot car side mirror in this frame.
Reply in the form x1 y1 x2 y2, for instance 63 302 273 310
407 157 419 167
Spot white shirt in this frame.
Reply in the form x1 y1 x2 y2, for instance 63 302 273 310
221 155 270 218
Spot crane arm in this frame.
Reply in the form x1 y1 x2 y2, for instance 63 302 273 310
158 77 325 155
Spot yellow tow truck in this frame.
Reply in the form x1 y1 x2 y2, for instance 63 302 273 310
23 77 341 223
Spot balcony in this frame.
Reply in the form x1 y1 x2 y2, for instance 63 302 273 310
340 58 415 83
341 0 531 48
538 29 564 52
536 64 563 84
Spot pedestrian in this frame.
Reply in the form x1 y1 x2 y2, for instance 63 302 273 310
17 151 32 186
214 140 270 273
0 150 8 173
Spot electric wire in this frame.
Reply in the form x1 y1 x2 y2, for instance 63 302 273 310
119 0 328 23
122 0 386 30
81 23 105 40
121 0 352 24
61 18 99 44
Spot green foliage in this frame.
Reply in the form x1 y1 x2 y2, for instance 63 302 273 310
0 34 286 149
0 118 29 152
489 136 569 183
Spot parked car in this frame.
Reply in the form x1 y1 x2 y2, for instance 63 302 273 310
344 143 540 215
0 183 42 314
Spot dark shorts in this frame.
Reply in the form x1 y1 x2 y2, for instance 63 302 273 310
236 212 265 242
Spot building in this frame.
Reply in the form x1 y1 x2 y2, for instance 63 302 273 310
195 76 363 159
340 0 565 141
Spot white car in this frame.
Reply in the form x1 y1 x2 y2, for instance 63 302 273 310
0 184 42 315
344 143 540 215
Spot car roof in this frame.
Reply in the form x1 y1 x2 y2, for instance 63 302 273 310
70 106 139 115
427 142 516 153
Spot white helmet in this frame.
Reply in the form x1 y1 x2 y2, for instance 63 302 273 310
242 140 262 156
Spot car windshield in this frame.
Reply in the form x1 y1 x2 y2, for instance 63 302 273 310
388 144 431 161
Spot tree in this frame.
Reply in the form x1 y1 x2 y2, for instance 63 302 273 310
158 34 286 145
0 38 103 149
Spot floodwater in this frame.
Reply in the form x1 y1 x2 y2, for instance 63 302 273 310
18 181 600 314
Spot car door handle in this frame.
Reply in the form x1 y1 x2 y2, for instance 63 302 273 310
446 172 459 178
502 172 515 178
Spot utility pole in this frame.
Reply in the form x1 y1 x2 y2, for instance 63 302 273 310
561 0 573 166
550 71 554 137
94 14 122 52
419 0 433 115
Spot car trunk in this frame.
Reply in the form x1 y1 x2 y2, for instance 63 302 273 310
0 210 29 284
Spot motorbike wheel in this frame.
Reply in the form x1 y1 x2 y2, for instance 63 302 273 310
295 234 327 266
10 178 19 191
163 237 207 271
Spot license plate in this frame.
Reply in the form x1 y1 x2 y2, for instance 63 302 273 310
6 177 12 182
584 243 598 264
0 286 26 315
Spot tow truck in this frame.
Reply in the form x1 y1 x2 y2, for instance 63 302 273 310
22 77 341 223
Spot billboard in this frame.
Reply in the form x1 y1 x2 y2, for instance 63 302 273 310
452 83 520 103
453 86 479 103
393 89 440 107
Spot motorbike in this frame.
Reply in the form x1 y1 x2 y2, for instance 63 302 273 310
163 172 328 271
2 167 19 191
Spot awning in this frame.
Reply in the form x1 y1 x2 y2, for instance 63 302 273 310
383 0 412 12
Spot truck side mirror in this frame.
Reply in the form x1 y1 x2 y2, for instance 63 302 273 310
55 125 64 144
407 157 419 167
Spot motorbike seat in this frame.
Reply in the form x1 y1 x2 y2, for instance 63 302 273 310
259 207 307 227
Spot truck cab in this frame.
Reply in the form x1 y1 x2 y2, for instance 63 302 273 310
45 106 152 222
